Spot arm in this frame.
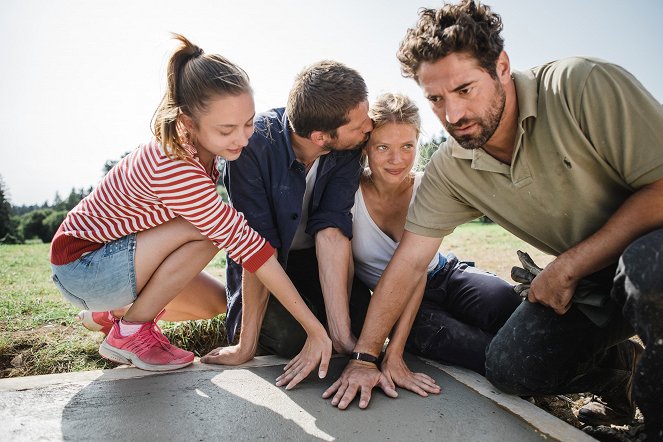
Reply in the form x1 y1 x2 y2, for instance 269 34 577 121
149 155 274 272
305 151 363 353
323 231 443 409
203 253 332 389
530 63 663 314
316 227 355 354
530 177 663 314
202 258 271 364
381 273 440 397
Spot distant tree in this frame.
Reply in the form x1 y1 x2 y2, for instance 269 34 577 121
103 151 131 176
5 215 24 243
63 187 88 210
12 203 42 216
19 209 53 242
52 191 63 209
0 175 14 240
43 210 68 240
416 131 447 171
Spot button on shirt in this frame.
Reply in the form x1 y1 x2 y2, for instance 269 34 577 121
223 107 363 341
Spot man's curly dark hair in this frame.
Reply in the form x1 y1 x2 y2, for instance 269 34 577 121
397 0 504 81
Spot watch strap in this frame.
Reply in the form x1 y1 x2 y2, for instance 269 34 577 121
350 352 379 365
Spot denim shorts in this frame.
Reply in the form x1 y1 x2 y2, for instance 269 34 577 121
51 234 138 311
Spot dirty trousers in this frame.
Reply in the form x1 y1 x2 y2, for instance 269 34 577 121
486 229 663 440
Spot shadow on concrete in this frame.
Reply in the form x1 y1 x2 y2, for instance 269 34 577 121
58 355 550 441
60 368 318 441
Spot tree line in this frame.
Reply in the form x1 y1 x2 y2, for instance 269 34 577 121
0 179 92 244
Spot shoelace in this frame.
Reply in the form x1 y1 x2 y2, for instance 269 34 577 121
123 321 172 355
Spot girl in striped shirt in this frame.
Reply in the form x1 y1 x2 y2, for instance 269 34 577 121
50 35 331 384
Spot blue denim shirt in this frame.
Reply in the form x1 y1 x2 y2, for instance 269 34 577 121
224 107 363 341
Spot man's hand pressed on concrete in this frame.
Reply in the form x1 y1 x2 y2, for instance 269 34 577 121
322 360 397 409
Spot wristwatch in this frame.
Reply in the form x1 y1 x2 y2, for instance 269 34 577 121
350 352 379 365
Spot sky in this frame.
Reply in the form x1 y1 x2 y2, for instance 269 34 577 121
1 0 662 206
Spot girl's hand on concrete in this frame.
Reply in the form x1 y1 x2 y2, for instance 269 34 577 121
276 329 332 390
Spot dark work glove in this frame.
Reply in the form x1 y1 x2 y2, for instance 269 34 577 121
510 250 607 307
510 250 541 299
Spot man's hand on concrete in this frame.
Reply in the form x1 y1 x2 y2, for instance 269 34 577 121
322 360 397 409
201 344 255 366
381 353 441 397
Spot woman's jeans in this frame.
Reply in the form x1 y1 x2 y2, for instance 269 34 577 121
406 255 521 375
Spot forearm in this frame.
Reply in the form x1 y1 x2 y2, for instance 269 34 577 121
354 232 442 356
555 179 663 280
315 228 353 341
254 255 326 337
384 273 427 358
237 266 271 355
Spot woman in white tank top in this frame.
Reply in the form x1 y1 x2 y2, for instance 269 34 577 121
350 93 521 396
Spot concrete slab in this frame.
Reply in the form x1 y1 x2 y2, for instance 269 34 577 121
0 355 594 441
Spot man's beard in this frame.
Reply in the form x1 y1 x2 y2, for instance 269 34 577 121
445 82 506 150
323 133 370 152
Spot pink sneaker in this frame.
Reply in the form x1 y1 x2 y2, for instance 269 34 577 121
99 320 194 371
76 310 115 335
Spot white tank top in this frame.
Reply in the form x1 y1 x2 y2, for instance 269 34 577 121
351 173 438 290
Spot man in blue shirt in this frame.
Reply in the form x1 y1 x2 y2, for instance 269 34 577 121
222 60 373 358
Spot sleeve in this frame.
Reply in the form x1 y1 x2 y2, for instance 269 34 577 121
224 139 282 250
405 147 482 237
306 149 363 239
150 159 274 273
578 61 663 189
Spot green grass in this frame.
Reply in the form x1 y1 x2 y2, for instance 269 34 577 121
0 222 552 378
443 221 553 280
0 244 230 377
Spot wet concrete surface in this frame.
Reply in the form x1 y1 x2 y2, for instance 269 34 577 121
0 355 595 441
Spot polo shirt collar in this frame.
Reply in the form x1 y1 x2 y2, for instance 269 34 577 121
513 69 538 124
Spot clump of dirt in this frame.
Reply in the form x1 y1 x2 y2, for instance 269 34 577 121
530 393 645 442
582 423 648 442
0 343 32 377
0 324 110 378
529 394 583 427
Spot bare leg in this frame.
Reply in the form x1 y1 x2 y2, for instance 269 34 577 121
107 272 225 321
122 217 224 323
162 271 226 321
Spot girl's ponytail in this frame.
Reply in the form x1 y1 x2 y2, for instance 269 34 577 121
152 33 251 159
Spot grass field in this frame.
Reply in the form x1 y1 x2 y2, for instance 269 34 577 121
0 222 552 378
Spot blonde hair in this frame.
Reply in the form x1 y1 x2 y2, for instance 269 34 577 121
368 92 421 137
152 33 251 159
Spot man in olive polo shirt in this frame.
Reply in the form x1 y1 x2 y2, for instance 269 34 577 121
324 1 662 439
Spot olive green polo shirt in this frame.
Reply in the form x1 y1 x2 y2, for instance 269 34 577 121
407 57 663 257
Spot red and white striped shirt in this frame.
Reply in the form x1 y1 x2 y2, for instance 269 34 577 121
50 140 273 272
